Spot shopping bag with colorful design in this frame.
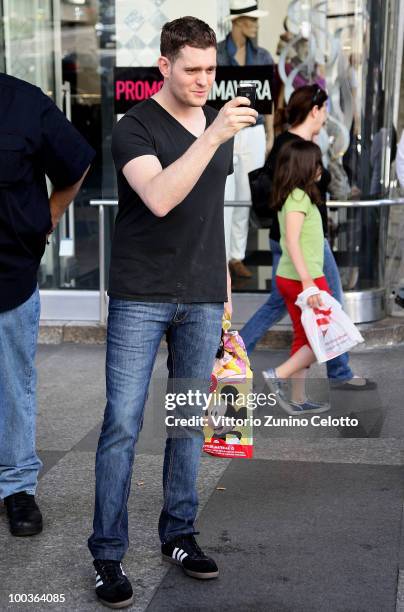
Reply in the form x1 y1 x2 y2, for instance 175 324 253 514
203 315 254 459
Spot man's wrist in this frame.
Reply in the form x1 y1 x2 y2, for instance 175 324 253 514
202 125 221 149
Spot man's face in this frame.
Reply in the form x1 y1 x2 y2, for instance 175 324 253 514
165 45 217 107
233 17 259 40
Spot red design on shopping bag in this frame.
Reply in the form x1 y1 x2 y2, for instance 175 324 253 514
204 438 254 459
209 374 218 393
314 306 332 336
296 289 364 363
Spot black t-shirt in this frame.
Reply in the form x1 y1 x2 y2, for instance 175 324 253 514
109 98 234 303
0 73 95 312
268 131 330 242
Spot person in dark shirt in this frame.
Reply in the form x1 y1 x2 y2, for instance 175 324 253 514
87 17 258 609
0 74 95 536
240 85 376 391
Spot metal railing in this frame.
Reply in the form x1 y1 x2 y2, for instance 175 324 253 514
90 197 404 323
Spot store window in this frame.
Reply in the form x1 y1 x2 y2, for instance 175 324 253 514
1 0 115 294
231 0 402 297
0 0 403 318
0 2 4 71
2 0 55 92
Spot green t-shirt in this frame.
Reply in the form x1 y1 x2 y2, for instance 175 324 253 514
277 188 324 281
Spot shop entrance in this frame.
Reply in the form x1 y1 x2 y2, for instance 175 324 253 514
1 0 114 319
1 0 404 321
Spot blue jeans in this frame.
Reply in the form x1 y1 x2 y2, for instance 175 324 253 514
0 287 42 499
88 300 223 561
240 239 353 381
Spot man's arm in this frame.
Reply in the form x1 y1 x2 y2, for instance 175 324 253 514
224 265 232 319
49 165 91 230
122 98 257 217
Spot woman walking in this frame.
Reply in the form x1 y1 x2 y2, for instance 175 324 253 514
240 85 375 392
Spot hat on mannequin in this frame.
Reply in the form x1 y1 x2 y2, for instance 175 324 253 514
225 0 268 20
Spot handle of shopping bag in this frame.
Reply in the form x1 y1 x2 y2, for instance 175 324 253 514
222 311 231 331
216 313 231 358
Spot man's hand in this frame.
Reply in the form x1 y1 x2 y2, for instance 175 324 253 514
48 165 90 234
206 97 258 147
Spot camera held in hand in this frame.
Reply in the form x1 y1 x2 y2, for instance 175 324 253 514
236 81 257 110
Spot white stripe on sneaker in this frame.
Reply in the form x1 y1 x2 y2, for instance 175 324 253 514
96 579 103 587
170 547 189 562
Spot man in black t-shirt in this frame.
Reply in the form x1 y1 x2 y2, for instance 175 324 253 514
87 17 258 608
0 74 95 537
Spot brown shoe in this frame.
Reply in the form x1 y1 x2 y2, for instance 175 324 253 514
229 259 252 278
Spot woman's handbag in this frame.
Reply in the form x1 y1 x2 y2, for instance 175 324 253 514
248 158 274 225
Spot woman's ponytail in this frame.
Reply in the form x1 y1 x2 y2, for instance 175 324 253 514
274 107 289 134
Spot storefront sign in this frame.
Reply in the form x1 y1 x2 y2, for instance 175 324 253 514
207 66 273 114
114 66 273 114
114 67 163 114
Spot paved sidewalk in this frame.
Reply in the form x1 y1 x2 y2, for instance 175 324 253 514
1 343 404 611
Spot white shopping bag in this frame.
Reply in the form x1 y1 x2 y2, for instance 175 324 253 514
295 287 364 363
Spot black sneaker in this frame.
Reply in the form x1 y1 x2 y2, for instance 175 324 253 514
161 534 219 579
93 559 133 609
331 377 377 391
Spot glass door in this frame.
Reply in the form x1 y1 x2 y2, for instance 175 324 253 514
56 0 103 291
1 0 108 319
2 0 64 304
3 0 56 94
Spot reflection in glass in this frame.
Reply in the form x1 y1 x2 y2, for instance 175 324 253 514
3 0 54 92
273 0 402 293
1 0 115 291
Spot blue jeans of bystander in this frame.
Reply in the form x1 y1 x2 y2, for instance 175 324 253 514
0 287 42 499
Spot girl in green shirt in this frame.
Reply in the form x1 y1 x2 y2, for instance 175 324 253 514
263 139 332 414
